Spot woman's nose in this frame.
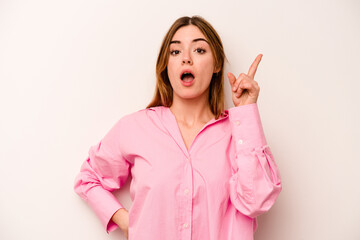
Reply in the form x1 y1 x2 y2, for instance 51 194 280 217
182 52 193 65
182 59 192 64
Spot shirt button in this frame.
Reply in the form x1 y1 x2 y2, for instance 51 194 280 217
235 120 240 125
237 139 243 145
184 189 189 195
183 223 189 229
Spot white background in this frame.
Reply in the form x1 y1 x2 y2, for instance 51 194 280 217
0 0 359 239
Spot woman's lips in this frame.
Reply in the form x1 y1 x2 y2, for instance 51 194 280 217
180 70 195 86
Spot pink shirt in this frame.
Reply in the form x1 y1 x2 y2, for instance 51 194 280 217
74 103 282 240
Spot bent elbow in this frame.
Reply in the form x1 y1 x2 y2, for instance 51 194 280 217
230 176 282 218
248 183 282 218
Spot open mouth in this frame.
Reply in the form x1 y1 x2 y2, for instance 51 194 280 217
181 72 195 82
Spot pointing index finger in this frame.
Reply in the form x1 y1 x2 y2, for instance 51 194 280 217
247 54 263 79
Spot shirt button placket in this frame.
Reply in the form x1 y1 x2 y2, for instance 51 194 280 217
181 156 192 239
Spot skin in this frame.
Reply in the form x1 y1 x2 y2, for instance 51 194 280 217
111 24 262 239
168 25 220 150
167 25 219 106
227 53 262 106
111 208 129 238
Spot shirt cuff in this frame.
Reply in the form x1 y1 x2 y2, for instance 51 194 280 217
228 103 267 150
87 186 123 233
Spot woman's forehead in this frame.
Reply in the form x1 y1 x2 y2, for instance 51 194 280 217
171 25 207 43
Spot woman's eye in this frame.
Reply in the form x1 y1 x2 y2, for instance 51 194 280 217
170 50 180 55
195 48 206 54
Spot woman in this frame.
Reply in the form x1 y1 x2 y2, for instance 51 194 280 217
74 15 282 240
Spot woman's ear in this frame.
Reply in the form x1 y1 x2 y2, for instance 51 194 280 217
213 65 221 74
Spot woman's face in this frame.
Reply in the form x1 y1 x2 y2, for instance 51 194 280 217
167 25 218 102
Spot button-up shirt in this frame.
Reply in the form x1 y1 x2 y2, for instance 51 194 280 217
74 103 282 240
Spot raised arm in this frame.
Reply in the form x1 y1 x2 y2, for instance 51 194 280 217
227 54 282 218
228 103 282 218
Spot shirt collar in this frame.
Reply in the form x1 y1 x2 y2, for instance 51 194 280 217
148 106 229 123
148 106 229 156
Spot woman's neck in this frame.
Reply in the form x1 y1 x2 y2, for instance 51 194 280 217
169 92 215 127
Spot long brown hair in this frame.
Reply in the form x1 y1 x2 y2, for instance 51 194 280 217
146 15 227 119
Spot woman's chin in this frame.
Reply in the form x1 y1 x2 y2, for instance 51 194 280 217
173 91 207 102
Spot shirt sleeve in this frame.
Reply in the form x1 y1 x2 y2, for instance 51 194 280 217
228 103 282 219
74 119 131 233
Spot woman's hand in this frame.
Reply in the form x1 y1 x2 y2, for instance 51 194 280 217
111 208 129 239
227 54 263 107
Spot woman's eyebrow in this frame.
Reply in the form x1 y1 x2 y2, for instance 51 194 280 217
193 38 209 43
170 38 209 45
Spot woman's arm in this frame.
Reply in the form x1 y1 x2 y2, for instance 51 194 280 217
111 208 129 238
74 119 131 233
228 103 282 218
226 54 282 218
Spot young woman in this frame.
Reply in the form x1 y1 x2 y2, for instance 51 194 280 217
74 15 282 240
